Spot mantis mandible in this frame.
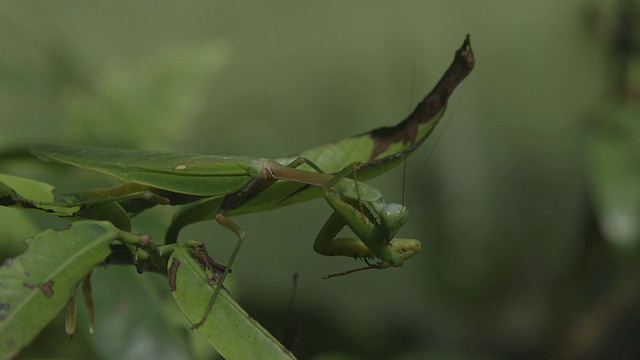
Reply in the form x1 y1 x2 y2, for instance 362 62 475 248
31 36 475 327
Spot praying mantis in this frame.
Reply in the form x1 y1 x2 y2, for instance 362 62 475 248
30 36 474 327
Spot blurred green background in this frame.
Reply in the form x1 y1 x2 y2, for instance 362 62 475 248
1 1 639 359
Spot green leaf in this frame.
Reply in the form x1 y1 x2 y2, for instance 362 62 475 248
0 221 122 358
0 173 78 216
0 206 40 256
77 201 131 232
0 173 55 202
0 174 132 229
168 245 295 360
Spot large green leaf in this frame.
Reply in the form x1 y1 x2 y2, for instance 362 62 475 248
0 221 123 358
169 245 295 360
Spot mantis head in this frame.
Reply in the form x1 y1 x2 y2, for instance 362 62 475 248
376 202 410 241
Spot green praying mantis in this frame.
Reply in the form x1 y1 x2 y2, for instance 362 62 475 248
30 36 474 327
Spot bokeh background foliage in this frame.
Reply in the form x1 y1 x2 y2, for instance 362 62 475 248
1 1 639 359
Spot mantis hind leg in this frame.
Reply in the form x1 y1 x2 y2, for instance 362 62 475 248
191 212 246 328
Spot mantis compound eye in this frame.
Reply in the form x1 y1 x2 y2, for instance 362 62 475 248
379 203 409 239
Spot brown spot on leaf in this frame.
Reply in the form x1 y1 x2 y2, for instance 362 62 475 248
168 259 180 291
3 258 12 266
189 244 227 275
39 280 54 297
189 243 229 289
0 302 10 321
23 282 36 289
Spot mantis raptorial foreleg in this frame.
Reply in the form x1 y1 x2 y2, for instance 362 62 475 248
318 191 420 268
313 211 374 258
284 156 421 271
324 163 366 217
310 162 421 270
